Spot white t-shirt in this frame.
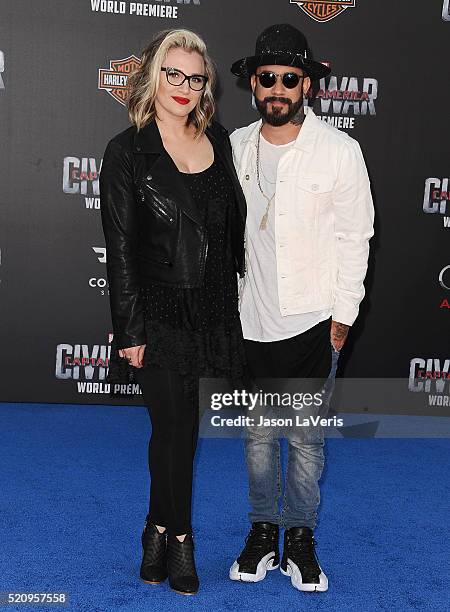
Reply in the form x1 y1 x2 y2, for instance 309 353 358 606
240 133 332 342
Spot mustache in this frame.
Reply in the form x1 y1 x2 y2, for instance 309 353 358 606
262 96 293 105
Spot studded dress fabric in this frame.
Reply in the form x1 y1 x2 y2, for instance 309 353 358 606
107 154 246 400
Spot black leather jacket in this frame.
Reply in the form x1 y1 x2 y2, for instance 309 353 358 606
100 119 247 349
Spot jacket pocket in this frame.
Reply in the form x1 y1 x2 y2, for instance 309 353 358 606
296 174 333 196
295 173 333 219
138 251 173 267
138 176 177 225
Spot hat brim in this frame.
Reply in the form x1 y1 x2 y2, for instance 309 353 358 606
231 54 331 81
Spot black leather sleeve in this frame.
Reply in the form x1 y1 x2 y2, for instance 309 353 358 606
100 139 146 349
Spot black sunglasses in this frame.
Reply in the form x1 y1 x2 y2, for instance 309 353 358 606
255 71 304 89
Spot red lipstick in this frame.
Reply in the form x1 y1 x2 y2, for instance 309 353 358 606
172 96 190 105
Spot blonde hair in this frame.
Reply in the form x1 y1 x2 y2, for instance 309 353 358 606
127 29 216 135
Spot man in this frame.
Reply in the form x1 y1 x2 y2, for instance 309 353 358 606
228 24 374 592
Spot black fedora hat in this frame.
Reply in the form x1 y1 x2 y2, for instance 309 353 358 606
231 24 331 82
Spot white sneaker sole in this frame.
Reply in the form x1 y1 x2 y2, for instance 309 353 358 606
280 559 328 592
229 552 279 582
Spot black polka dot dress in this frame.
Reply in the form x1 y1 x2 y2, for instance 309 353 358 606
107 153 246 400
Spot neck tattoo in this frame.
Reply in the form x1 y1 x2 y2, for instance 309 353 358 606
290 106 306 126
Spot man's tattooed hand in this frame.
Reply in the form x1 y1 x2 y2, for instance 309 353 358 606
330 320 350 352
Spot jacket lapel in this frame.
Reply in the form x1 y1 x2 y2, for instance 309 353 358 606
132 121 203 226
132 120 246 226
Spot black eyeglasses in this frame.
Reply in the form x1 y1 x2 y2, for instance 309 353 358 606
255 71 304 89
161 67 208 91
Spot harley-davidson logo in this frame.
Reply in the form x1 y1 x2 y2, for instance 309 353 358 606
98 55 141 106
291 0 355 23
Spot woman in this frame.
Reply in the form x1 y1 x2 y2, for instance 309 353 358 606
100 29 247 595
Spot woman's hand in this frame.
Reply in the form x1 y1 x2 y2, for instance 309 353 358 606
119 344 146 368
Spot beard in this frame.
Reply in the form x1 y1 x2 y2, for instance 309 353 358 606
254 94 304 126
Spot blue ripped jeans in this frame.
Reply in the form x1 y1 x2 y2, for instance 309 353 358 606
244 345 340 530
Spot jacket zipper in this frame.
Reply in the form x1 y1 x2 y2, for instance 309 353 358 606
139 188 175 224
198 233 208 283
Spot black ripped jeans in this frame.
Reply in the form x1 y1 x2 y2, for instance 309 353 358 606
133 365 199 536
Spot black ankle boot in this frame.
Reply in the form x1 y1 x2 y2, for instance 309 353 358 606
139 519 168 584
167 532 199 595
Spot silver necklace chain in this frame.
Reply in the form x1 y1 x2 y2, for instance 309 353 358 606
256 125 275 230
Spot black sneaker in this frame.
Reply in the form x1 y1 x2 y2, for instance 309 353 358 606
139 517 168 584
229 522 279 582
280 527 328 592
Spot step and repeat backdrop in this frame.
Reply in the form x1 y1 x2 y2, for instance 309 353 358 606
0 1 449 408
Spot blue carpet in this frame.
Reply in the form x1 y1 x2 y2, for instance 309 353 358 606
0 403 449 612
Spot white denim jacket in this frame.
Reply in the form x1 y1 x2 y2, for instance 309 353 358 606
230 106 375 327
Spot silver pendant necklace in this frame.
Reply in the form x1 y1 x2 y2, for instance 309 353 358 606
256 125 275 231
